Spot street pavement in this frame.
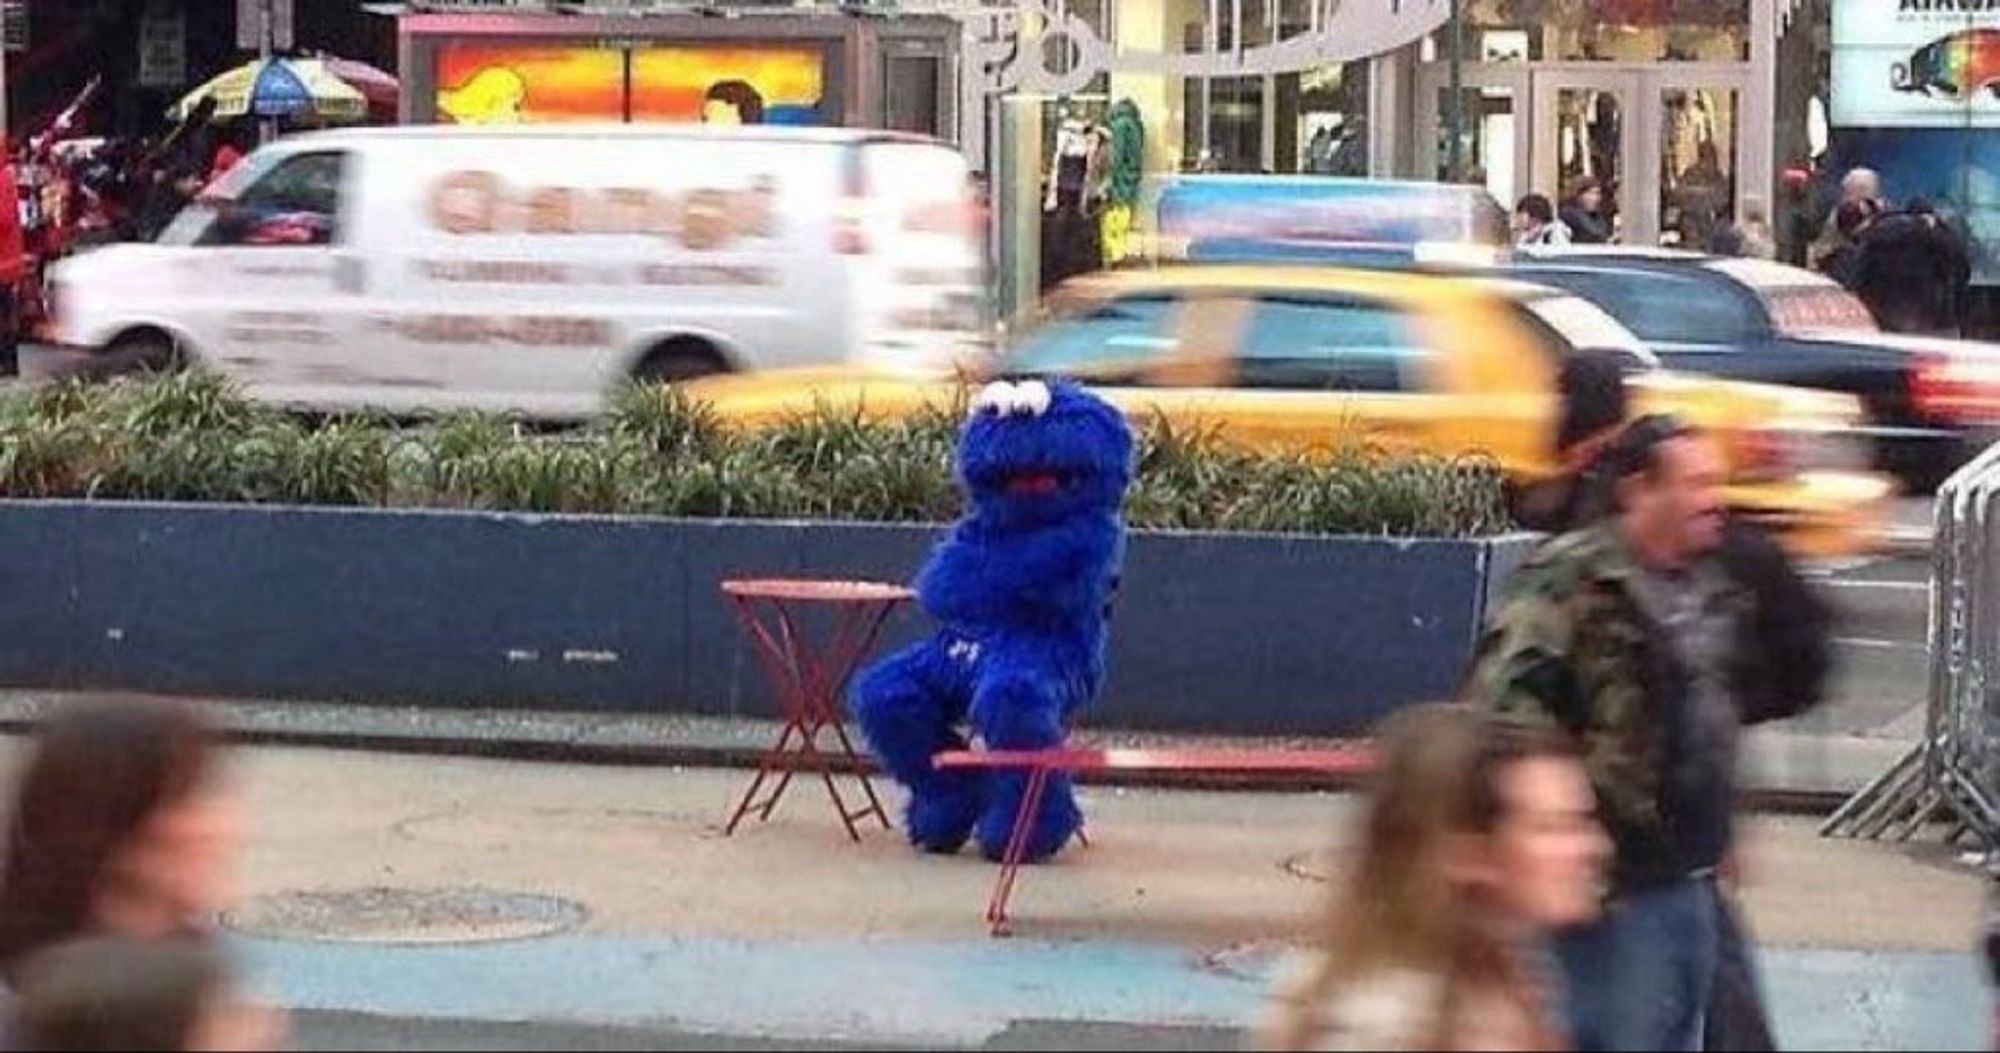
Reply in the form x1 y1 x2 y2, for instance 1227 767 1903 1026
0 743 1961 1051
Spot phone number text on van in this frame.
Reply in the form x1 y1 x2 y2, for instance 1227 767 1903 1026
374 315 613 347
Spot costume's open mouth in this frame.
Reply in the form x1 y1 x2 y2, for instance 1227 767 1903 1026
1004 472 1063 496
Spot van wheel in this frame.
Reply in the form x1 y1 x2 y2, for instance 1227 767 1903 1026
104 329 184 378
632 341 727 387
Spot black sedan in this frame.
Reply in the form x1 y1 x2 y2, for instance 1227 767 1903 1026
1504 249 2000 491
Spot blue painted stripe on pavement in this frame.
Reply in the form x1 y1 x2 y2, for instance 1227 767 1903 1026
232 935 1988 1050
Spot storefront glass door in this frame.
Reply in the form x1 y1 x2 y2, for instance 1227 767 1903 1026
1419 63 1746 247
1532 70 1642 242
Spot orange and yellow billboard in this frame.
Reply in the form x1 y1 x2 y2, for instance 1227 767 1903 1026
435 43 826 126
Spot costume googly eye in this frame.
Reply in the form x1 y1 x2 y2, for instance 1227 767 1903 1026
1015 380 1052 418
973 380 1018 417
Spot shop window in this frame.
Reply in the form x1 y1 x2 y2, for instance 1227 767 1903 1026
1287 64 1369 176
885 54 942 135
1431 0 1749 63
1239 295 1431 392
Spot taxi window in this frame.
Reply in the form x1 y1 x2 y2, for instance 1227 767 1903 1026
1007 294 1180 376
1239 295 1429 392
1536 269 1758 347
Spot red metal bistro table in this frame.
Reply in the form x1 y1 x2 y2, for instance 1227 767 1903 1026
720 579 913 841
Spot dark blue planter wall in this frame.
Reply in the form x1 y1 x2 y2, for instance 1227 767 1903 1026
0 502 1536 736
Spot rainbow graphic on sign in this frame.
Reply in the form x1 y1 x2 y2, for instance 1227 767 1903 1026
1893 28 2000 100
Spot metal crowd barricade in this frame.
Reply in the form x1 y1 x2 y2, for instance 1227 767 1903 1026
1823 442 2000 849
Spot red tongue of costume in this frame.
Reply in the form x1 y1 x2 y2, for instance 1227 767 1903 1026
1006 473 1061 496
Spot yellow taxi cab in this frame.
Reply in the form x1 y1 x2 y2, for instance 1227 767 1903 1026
688 266 1893 556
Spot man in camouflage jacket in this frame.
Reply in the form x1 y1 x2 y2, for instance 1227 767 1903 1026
1465 416 1751 1052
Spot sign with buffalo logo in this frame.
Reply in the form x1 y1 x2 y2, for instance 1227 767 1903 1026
1834 0 2000 125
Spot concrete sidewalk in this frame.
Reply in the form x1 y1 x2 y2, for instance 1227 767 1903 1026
0 689 1923 803
129 744 1986 1050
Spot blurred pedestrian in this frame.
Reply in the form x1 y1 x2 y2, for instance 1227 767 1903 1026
1515 194 1572 248
1706 207 1776 260
13 935 281 1052
1511 362 1831 1052
1511 349 1633 534
1816 199 1878 288
0 157 23 377
1463 416 1745 1051
1260 705 1607 1051
1984 860 1998 1052
0 699 236 987
1847 199 1972 334
1809 167 1882 270
1561 179 1612 245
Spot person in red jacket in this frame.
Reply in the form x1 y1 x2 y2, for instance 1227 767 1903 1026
0 159 27 376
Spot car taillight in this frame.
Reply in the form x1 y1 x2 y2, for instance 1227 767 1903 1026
1911 353 2000 423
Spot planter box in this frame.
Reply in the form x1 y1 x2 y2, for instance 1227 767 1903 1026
0 502 1538 736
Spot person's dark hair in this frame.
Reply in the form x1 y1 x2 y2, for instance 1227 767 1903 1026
1556 349 1632 455
1566 176 1603 205
0 700 215 978
704 80 766 124
13 935 226 1052
1515 193 1556 225
1592 414 1697 512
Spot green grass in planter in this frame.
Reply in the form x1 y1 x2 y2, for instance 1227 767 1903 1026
0 376 1512 538
110 371 264 438
606 383 729 460
236 418 395 507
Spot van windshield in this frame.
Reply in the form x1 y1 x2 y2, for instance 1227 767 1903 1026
159 150 346 248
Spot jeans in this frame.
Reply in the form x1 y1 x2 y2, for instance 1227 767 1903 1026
1705 892 1776 1052
1557 876 1722 1052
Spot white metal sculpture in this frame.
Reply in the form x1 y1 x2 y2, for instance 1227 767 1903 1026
918 0 1449 97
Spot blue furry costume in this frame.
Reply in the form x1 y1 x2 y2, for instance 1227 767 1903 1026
852 379 1133 862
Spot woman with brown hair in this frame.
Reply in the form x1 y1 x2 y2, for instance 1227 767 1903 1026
1260 705 1608 1051
0 699 237 984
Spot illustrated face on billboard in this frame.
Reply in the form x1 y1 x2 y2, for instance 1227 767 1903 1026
436 45 623 123
632 47 823 124
433 43 825 126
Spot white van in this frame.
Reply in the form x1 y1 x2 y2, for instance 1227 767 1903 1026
45 125 990 417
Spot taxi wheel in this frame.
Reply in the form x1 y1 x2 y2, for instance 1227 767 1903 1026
633 340 726 387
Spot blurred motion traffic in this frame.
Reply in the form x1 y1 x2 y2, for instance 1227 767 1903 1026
0 3 1994 1051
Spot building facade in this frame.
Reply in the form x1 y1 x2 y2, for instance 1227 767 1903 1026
931 0 1788 251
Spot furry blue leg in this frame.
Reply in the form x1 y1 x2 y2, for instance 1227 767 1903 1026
971 668 1081 863
850 642 982 854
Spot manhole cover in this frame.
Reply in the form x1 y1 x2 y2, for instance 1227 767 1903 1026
223 887 588 945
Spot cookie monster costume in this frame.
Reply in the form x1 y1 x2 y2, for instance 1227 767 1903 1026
851 378 1133 862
